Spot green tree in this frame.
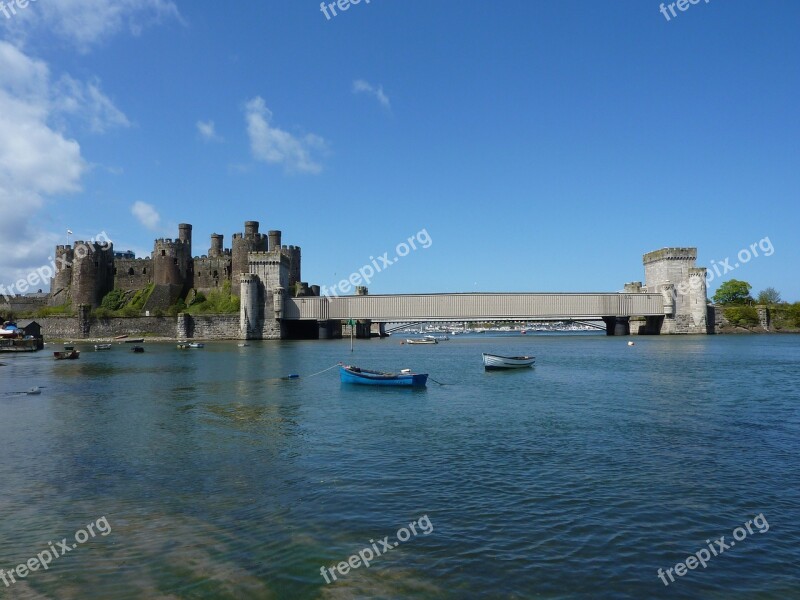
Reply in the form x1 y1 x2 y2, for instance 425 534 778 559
756 287 781 305
713 280 753 305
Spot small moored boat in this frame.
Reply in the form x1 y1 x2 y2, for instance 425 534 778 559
406 338 437 345
54 350 80 360
94 344 112 351
131 346 145 353
188 343 204 349
482 353 535 370
124 338 145 344
340 365 428 387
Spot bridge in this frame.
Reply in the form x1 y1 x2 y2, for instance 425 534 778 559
283 292 666 336
242 247 709 339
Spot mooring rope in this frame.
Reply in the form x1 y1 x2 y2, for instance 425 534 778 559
428 377 449 386
302 363 342 378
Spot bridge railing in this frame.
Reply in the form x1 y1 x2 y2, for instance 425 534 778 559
284 293 665 321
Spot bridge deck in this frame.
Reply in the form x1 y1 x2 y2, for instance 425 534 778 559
285 293 665 322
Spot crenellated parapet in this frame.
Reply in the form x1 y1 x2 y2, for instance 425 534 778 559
643 247 697 264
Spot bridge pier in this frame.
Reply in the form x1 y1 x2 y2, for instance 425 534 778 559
318 320 342 339
629 315 663 335
356 319 372 339
602 316 630 336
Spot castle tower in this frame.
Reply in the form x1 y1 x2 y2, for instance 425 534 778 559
240 273 262 339
152 224 193 294
241 250 289 339
231 220 267 296
70 241 114 308
49 245 75 305
268 230 281 252
280 245 302 292
178 223 192 247
643 248 708 334
209 233 224 258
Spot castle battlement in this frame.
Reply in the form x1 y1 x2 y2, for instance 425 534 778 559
643 247 697 265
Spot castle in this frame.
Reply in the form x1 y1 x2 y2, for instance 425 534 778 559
48 221 308 311
40 232 716 339
624 247 708 335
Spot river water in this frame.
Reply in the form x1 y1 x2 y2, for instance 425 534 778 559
1 333 798 599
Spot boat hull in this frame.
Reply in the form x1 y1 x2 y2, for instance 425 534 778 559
482 353 535 370
340 366 428 387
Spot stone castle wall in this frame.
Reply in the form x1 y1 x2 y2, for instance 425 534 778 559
37 314 243 340
194 255 232 291
114 258 154 291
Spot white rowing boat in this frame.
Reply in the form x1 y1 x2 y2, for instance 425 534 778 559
482 353 535 370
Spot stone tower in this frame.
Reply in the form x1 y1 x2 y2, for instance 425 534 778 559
70 240 115 308
280 245 302 293
49 245 75 306
240 250 289 339
232 221 268 296
268 230 281 252
209 233 224 258
153 225 193 294
642 248 708 334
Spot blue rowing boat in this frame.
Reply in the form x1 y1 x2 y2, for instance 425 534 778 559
340 365 428 387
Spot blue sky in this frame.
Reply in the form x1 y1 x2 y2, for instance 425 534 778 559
1 0 798 300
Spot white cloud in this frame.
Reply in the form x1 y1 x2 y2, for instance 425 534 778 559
54 75 132 133
244 97 327 174
1 0 182 51
131 201 161 231
352 79 391 110
0 41 88 287
0 1 175 292
196 120 222 142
